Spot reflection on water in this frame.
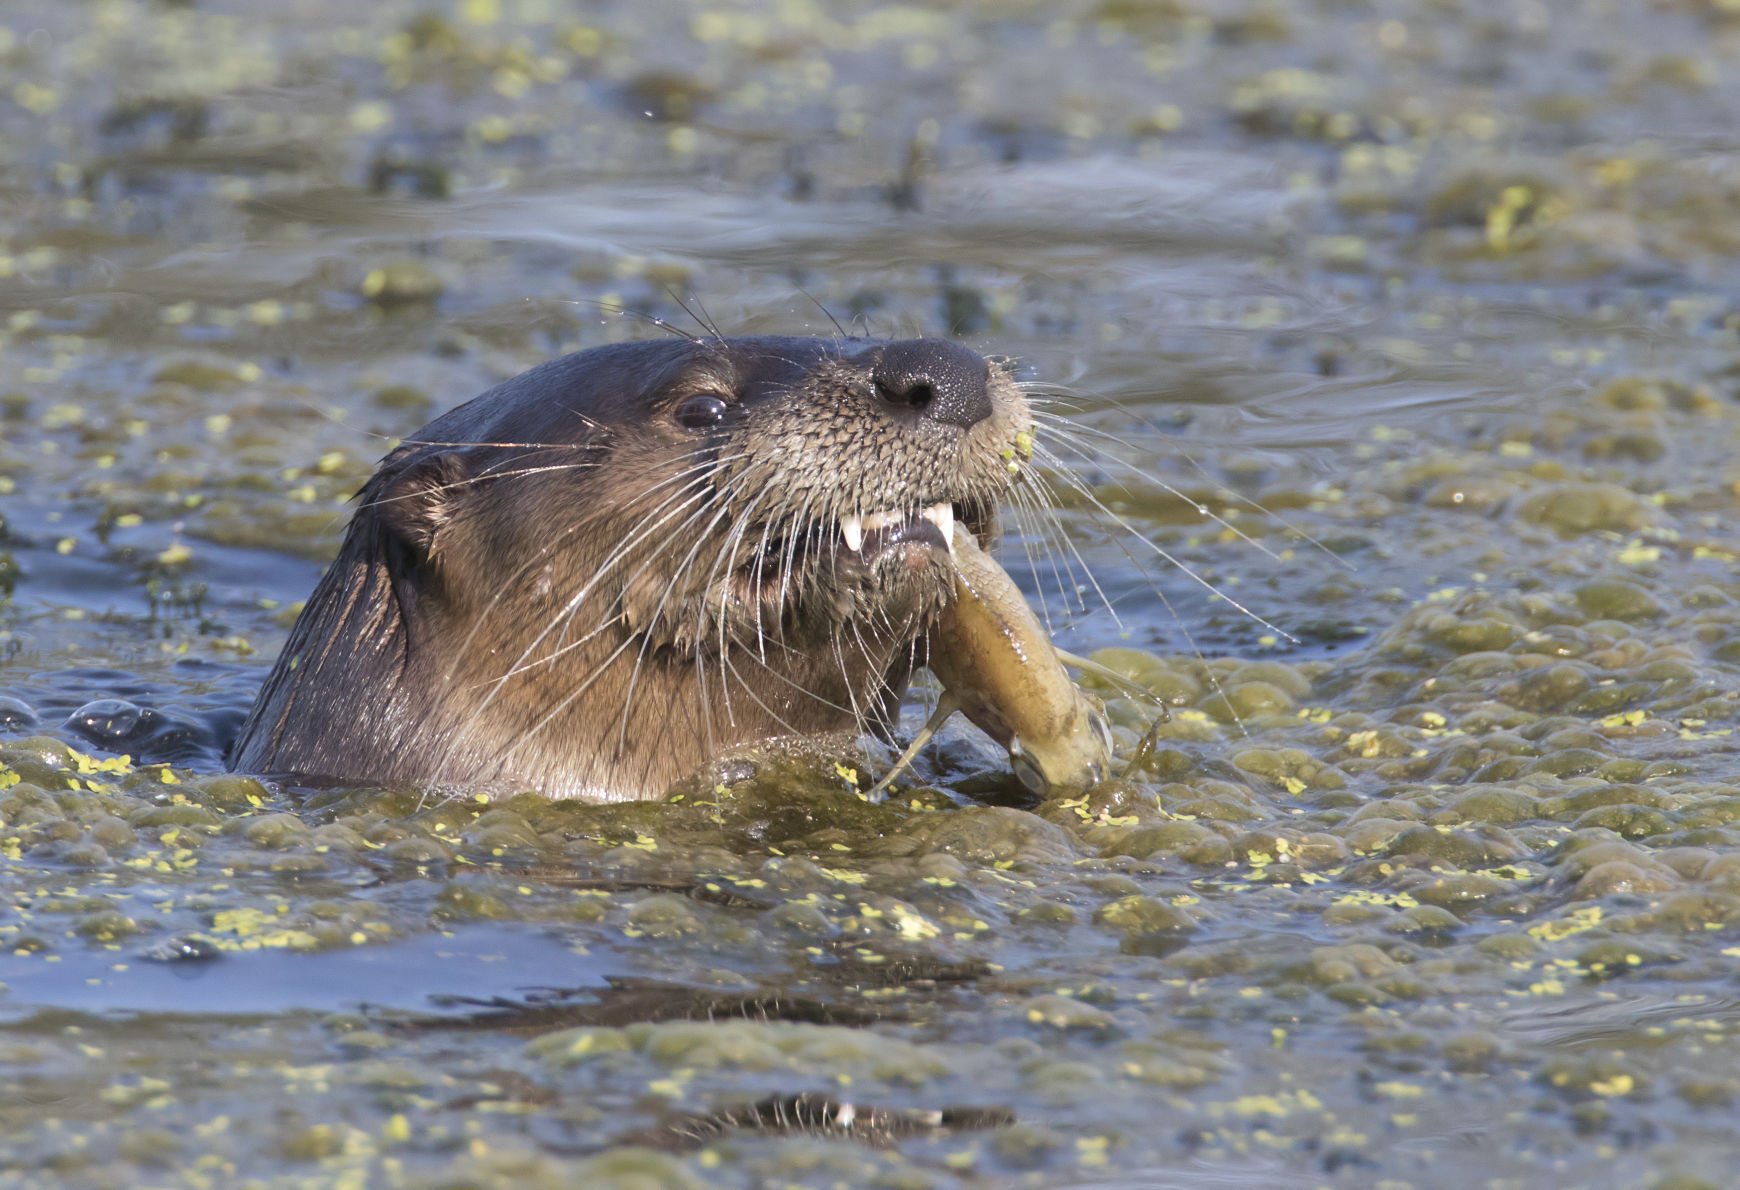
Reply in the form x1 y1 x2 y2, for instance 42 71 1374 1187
0 924 620 1018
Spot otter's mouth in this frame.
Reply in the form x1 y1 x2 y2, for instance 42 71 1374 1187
731 497 991 607
840 501 957 563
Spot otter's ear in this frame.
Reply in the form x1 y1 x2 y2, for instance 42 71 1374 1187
373 451 471 559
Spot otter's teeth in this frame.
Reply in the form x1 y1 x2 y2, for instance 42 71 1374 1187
842 506 957 554
922 502 955 550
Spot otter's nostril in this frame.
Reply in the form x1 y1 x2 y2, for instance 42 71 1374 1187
876 377 935 412
869 340 994 430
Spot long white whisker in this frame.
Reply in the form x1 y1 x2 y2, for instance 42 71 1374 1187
1028 444 1299 645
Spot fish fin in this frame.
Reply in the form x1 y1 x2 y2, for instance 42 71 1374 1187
1054 650 1170 713
867 695 960 802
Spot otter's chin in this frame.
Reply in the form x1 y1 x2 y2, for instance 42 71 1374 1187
825 542 958 638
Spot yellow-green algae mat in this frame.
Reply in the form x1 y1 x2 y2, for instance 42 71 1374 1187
6 0 1740 1184
7 558 1740 1190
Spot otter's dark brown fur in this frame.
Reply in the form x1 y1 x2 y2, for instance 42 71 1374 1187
229 335 1031 801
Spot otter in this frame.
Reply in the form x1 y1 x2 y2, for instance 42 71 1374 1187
229 335 1033 802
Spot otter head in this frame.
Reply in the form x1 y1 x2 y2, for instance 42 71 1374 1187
231 336 1033 801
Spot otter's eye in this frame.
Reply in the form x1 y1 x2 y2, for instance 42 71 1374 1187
675 394 730 429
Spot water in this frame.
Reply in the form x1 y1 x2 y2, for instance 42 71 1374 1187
3 0 1740 1184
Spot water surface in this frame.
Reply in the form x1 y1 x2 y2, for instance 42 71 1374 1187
3 0 1740 1185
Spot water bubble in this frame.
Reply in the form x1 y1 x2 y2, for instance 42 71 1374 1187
65 698 145 744
0 695 37 729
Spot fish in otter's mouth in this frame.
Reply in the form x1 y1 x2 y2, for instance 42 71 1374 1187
229 333 1040 803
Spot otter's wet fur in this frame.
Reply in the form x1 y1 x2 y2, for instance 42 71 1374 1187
229 335 1033 802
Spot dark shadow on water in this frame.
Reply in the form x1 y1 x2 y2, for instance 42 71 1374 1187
402 976 900 1035
395 939 992 1036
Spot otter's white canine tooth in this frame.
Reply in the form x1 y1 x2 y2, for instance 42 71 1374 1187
923 502 955 550
841 515 864 553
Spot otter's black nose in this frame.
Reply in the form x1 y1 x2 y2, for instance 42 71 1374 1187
870 340 993 430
